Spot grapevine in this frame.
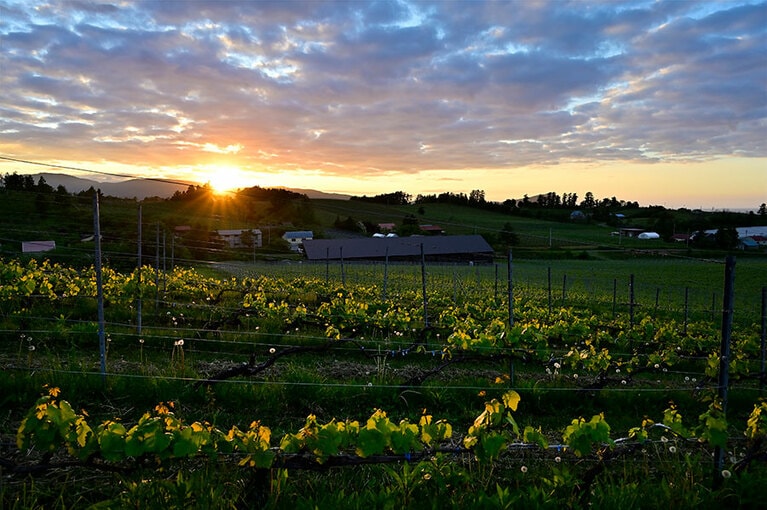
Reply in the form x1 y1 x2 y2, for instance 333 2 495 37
8 386 765 474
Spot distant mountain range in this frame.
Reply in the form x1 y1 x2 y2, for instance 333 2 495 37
24 173 350 200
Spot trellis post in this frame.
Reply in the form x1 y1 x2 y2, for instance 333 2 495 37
713 256 735 488
93 193 106 382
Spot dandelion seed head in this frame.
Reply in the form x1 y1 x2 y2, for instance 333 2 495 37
721 470 732 479
520 466 528 473
554 456 561 463
669 446 677 453
269 348 276 354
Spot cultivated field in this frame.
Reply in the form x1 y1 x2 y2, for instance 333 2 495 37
2 255 766 508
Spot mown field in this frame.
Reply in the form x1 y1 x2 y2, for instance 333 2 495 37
1 254 767 509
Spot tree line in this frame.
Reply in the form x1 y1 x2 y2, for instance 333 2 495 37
353 189 641 219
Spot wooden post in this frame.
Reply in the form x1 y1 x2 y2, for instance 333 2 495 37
420 243 428 328
136 205 142 335
507 250 514 327
629 274 635 328
547 267 552 314
760 287 766 391
155 223 160 310
713 256 735 488
93 193 106 382
383 246 389 302
561 274 567 307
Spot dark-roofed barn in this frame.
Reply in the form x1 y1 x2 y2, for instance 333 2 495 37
302 235 494 263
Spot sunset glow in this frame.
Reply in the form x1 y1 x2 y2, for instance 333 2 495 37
0 1 764 209
201 165 255 195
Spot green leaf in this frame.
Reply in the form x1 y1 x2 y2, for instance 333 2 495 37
172 427 200 458
478 432 507 462
356 427 387 457
390 421 420 454
99 422 127 461
523 426 548 449
314 423 344 460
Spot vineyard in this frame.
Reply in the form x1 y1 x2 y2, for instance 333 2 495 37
2 256 767 509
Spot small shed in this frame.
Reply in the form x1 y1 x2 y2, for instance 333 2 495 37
282 230 313 252
619 228 646 238
739 237 759 250
419 225 444 235
569 210 587 221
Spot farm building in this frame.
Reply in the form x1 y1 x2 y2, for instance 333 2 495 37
617 227 646 238
738 237 760 250
282 230 313 252
215 229 262 248
419 224 444 235
302 235 494 263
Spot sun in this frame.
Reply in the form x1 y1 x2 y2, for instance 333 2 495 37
205 165 253 194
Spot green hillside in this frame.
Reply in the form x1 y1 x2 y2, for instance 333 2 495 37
1 180 765 269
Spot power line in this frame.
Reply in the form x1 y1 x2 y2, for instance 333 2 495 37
0 154 198 189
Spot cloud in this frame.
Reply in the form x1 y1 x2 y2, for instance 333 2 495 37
0 0 764 183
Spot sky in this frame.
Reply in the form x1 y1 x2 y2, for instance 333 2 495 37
1 0 765 210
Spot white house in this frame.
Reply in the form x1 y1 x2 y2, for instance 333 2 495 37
216 229 262 248
282 230 313 252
